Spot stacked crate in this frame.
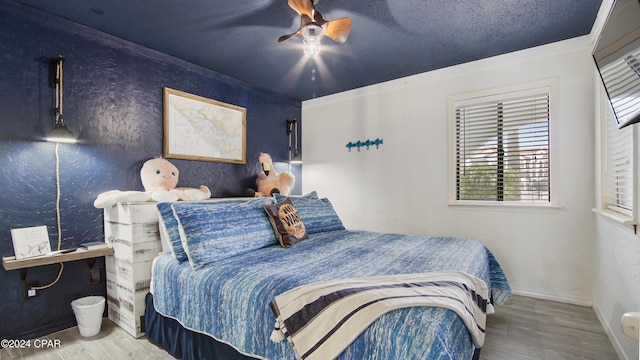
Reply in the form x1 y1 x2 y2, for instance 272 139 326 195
103 202 162 338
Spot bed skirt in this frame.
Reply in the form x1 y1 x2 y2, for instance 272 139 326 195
144 293 259 360
144 292 482 360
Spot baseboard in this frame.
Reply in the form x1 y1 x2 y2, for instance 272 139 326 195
6 318 78 340
510 289 592 307
593 304 631 360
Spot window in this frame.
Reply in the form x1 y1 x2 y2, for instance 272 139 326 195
602 96 635 218
450 85 551 205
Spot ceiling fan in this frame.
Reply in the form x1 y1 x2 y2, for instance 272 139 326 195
278 0 352 57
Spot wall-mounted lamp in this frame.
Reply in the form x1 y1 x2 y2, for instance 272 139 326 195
301 24 323 59
287 119 302 164
29 56 79 292
46 56 76 143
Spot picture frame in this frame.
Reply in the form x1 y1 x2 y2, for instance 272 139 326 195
11 225 51 259
163 87 246 164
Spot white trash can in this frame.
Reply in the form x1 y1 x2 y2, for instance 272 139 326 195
71 296 105 337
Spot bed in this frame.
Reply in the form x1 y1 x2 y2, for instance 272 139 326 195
145 193 511 360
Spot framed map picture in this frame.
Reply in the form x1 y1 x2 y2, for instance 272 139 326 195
163 87 246 164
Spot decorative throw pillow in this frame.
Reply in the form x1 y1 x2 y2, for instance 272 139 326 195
286 197 345 234
264 197 308 248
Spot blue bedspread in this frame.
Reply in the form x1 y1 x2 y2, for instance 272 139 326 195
151 230 511 360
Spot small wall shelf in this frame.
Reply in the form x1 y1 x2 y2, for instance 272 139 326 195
2 247 114 271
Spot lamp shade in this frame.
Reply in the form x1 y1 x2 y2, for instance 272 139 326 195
46 121 76 143
290 152 303 164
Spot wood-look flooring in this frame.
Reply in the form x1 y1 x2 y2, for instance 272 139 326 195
0 295 619 360
481 295 619 360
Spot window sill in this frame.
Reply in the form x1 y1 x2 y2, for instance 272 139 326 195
449 201 564 212
592 208 636 225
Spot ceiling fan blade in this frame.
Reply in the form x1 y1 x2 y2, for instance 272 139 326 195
288 0 314 18
323 17 352 44
312 8 327 26
278 14 313 43
278 31 300 43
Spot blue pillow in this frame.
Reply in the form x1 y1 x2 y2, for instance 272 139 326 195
274 191 318 202
286 197 345 234
157 198 252 262
172 197 277 269
157 202 188 262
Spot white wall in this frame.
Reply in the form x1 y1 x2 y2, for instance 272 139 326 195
592 81 640 360
593 217 640 360
590 0 640 357
301 38 597 305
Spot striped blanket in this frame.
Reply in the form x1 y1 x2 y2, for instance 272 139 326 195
269 271 492 360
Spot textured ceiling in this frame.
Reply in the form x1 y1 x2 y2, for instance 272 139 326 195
11 0 604 101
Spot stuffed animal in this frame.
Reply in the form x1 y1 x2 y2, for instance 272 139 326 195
94 157 211 208
93 190 152 208
140 157 211 202
254 152 295 197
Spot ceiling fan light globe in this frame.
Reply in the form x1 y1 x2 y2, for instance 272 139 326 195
302 24 323 58
303 37 322 58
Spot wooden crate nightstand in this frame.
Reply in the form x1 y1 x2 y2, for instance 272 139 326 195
103 202 162 338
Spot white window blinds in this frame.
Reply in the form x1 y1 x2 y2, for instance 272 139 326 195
454 90 550 203
604 101 634 215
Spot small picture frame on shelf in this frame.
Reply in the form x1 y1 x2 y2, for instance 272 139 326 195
10 225 51 259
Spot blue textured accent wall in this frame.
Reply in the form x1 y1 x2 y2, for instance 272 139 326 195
0 4 301 339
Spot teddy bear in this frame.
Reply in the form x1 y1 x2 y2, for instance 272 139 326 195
93 157 210 208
